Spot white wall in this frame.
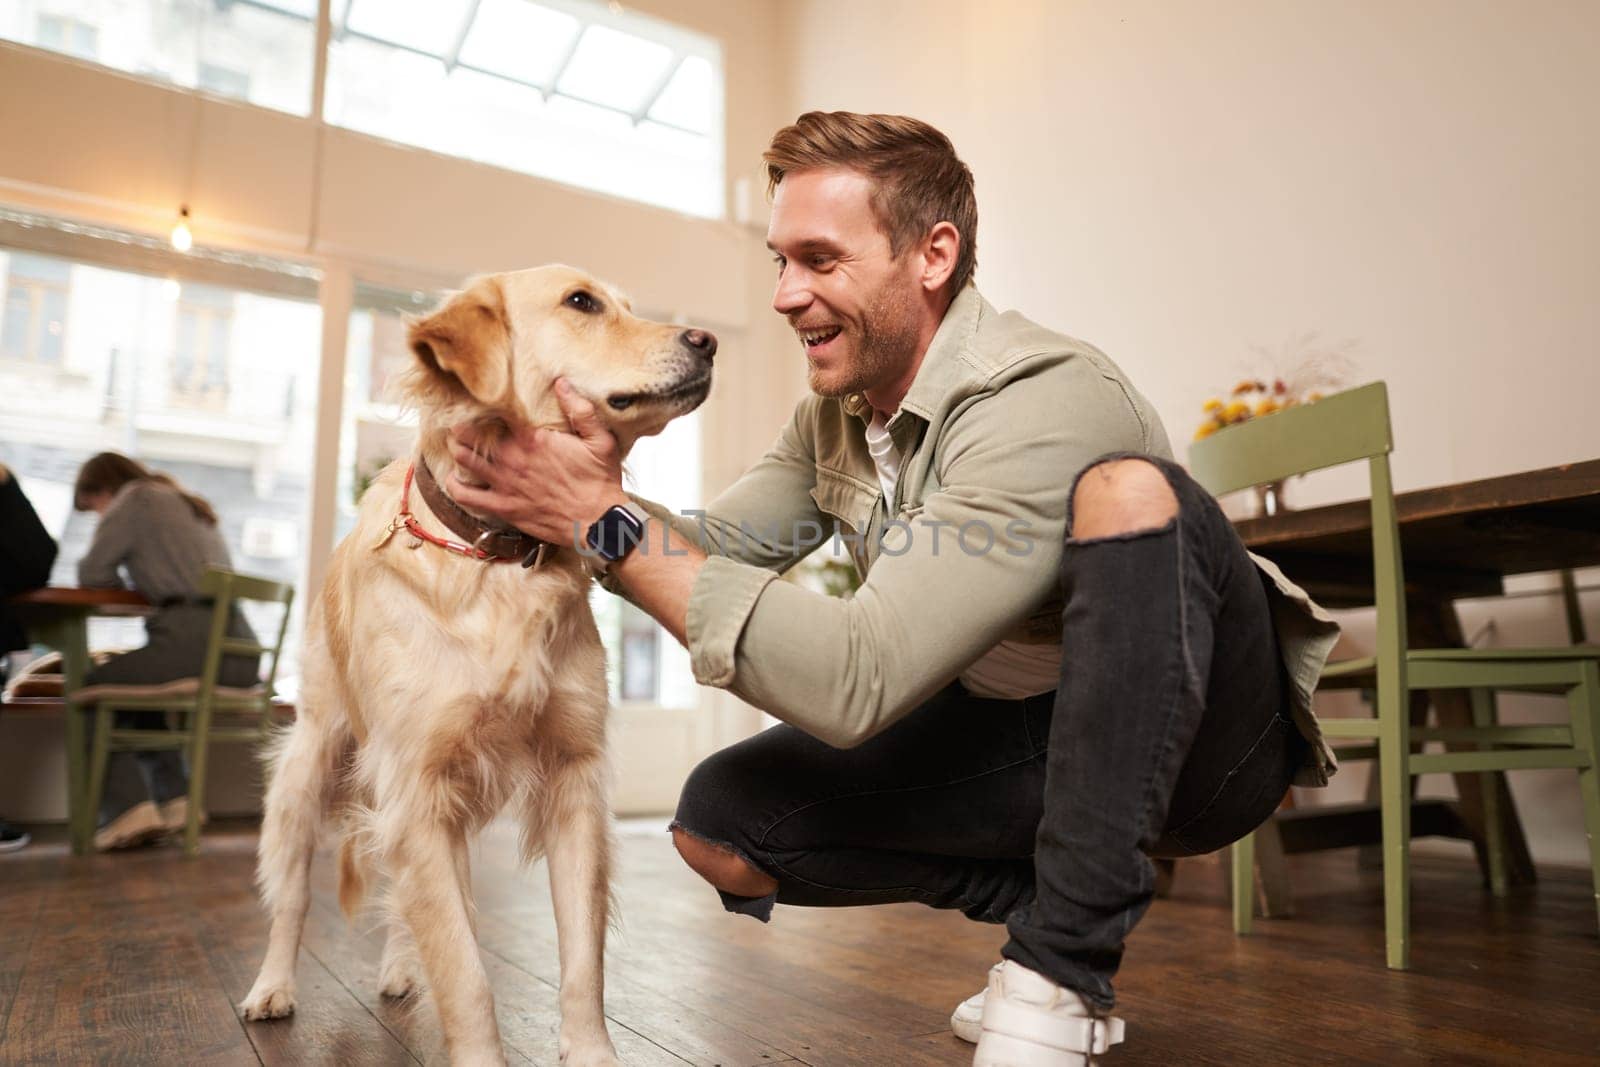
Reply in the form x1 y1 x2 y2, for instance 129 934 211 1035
780 0 1600 865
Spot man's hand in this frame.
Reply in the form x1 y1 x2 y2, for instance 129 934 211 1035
446 379 629 547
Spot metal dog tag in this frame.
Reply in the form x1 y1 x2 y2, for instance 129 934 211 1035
372 516 403 551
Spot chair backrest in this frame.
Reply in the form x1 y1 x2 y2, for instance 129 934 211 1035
196 566 296 708
1187 381 1409 702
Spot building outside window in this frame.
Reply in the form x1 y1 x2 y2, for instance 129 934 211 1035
0 243 321 690
1 254 72 366
171 282 235 408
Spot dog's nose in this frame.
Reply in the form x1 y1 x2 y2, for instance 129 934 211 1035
680 328 717 360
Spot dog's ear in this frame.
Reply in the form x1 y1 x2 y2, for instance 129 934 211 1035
407 278 512 404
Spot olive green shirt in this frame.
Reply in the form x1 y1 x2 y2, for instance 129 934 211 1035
624 285 1340 785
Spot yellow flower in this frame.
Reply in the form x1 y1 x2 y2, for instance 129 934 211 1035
1222 400 1250 422
1231 380 1259 396
1254 397 1281 417
1202 397 1224 413
1194 420 1220 440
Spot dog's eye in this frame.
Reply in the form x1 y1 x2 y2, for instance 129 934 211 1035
565 290 602 314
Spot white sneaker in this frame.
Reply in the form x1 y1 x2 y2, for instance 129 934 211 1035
973 960 1125 1066
951 963 1000 1043
94 801 167 851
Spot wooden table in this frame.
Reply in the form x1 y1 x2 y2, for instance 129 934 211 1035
1236 457 1600 885
5 586 151 854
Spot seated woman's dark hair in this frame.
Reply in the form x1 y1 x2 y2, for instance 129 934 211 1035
72 452 218 526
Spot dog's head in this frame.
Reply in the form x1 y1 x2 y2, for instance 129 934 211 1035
404 265 715 458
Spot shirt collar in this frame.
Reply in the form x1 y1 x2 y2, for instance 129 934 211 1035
841 282 984 428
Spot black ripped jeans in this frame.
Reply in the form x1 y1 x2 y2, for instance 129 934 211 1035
672 453 1305 1010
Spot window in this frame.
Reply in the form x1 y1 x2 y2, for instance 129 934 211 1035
0 240 322 691
590 406 701 707
1 254 71 365
171 283 235 408
1 0 316 114
37 13 97 60
324 0 725 218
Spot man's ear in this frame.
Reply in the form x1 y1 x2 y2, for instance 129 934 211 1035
407 277 512 404
920 221 960 294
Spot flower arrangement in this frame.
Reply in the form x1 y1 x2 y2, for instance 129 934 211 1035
1194 334 1355 441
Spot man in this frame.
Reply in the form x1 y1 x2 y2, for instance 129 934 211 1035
450 112 1339 1065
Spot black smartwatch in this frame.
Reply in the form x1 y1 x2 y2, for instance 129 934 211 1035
584 502 648 573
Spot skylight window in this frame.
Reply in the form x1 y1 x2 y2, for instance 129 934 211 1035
648 55 714 135
457 0 580 86
555 25 674 114
325 0 724 217
344 0 472 55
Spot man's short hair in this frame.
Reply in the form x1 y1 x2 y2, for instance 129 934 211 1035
764 111 978 296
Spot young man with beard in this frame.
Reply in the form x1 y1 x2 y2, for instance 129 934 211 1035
449 112 1339 1065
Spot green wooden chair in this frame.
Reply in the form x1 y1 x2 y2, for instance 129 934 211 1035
71 567 294 856
1187 381 1600 969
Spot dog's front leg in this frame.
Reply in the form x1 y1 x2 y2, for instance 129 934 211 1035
241 721 335 1020
539 756 618 1067
392 821 506 1066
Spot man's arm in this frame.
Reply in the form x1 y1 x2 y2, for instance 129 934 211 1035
77 489 140 589
452 363 1154 748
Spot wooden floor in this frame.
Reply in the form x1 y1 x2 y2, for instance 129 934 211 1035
1 821 1597 1066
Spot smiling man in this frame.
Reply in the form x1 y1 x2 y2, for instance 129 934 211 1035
449 112 1338 1066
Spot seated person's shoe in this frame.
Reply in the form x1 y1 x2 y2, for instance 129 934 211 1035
0 819 30 853
973 960 1125 1066
94 800 167 851
952 963 1001 1043
158 796 206 833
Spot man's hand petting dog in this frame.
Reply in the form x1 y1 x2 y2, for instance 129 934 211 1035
447 379 629 546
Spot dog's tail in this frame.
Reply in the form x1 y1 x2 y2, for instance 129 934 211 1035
337 832 369 919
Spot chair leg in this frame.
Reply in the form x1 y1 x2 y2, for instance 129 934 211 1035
1231 832 1255 935
1255 817 1295 918
1379 706 1412 970
85 706 114 839
184 721 208 857
1568 662 1600 936
1469 688 1509 897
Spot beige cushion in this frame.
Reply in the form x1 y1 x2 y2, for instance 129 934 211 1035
70 678 268 704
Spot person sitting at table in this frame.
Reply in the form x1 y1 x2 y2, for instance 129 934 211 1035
1 459 59 853
72 452 259 851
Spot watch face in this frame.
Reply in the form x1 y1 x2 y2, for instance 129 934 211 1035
587 505 646 562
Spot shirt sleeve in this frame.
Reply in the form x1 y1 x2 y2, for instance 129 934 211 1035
685 359 1153 748
77 490 141 589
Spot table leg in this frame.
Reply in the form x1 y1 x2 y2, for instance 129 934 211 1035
34 617 92 855
1411 599 1537 887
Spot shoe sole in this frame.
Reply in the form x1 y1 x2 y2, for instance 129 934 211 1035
0 834 30 853
95 804 168 851
978 1000 1126 1057
952 1006 983 1044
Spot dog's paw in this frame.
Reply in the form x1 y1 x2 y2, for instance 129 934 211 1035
559 1033 619 1067
377 961 422 1000
239 982 297 1020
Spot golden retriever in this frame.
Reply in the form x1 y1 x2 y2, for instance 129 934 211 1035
239 265 715 1066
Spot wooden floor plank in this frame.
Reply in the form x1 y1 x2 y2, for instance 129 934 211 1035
178 843 418 1067
2 819 1598 1065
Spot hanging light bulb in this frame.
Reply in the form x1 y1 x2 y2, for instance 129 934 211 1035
170 205 193 252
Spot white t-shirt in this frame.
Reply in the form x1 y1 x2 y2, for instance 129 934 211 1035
864 410 1061 700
